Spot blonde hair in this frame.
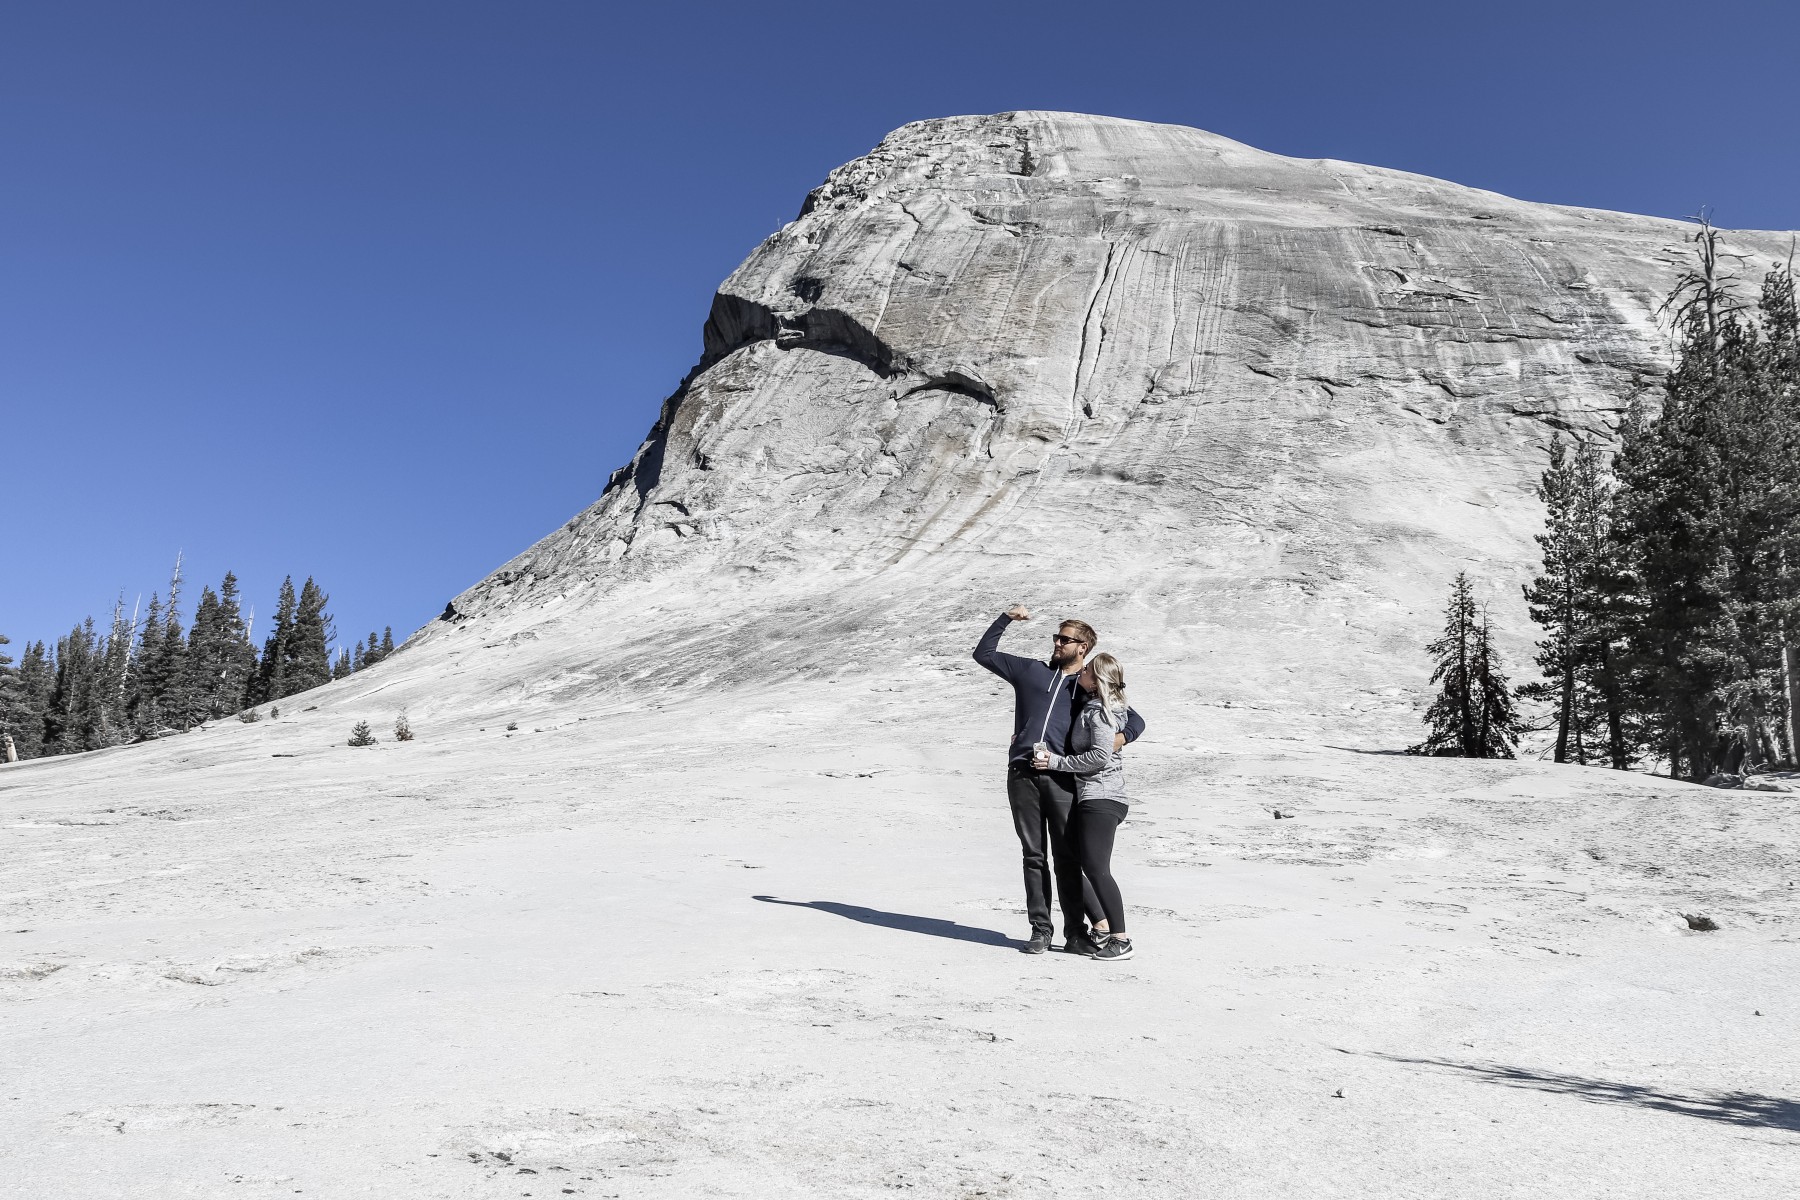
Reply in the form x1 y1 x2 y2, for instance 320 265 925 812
1087 652 1128 717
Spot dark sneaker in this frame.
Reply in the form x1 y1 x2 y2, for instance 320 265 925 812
1021 931 1053 955
1091 936 1134 961
1061 929 1102 956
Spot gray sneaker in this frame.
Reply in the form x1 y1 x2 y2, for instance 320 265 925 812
1021 930 1053 955
1091 936 1134 961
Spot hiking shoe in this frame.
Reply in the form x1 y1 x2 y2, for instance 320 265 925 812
1061 929 1102 956
1021 931 1053 955
1091 936 1134 961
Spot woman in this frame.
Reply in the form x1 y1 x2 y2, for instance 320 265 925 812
1034 652 1134 961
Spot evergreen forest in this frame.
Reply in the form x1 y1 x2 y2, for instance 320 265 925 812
1423 223 1800 779
0 562 396 762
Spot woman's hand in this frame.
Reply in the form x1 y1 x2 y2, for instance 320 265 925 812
1032 748 1052 769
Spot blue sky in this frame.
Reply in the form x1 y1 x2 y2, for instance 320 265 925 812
4 0 1796 657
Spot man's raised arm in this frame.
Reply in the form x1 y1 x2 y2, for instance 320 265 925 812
973 605 1034 683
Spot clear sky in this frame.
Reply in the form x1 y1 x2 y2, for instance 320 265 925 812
4 0 1796 657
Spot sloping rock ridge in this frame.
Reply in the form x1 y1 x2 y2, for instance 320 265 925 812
421 112 1792 729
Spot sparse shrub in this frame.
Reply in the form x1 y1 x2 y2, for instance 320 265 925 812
238 708 260 724
270 706 280 720
505 721 518 732
348 720 377 747
394 710 414 742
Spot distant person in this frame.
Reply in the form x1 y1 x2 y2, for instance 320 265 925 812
974 606 1144 955
1035 652 1135 960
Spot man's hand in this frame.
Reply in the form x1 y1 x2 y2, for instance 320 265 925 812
1005 604 1031 621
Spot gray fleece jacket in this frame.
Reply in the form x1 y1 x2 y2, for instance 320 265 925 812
1047 698 1128 804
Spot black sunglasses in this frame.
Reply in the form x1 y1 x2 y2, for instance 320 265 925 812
1051 634 1086 646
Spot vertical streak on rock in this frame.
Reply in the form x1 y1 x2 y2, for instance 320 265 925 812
871 199 927 337
1072 241 1119 431
1163 235 1188 370
1165 225 1238 461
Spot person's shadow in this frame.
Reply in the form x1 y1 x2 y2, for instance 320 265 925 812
753 896 1019 949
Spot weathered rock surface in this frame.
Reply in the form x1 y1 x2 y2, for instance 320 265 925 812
423 112 1794 740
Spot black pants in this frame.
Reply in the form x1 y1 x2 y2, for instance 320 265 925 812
1007 765 1101 937
1074 798 1129 935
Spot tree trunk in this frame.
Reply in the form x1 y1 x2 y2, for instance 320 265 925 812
1475 628 1487 759
1458 610 1475 757
1555 657 1574 764
1741 719 1763 773
1786 637 1800 766
1552 580 1576 763
1597 642 1628 769
1718 727 1736 777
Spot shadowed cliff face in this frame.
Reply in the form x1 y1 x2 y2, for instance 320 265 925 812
412 112 1793 739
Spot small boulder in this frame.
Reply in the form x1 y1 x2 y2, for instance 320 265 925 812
1742 775 1793 793
1681 913 1720 931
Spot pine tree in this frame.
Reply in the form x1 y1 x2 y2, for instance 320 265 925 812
14 642 52 759
185 585 223 717
333 649 352 680
1606 225 1800 777
158 576 195 731
1411 575 1522 758
286 578 334 695
1522 438 1587 761
253 577 298 703
1472 607 1523 759
1613 225 1742 779
93 600 134 746
129 593 167 734
358 627 396 669
214 572 257 712
47 620 100 754
1522 437 1629 765
1413 573 1480 756
1761 264 1800 762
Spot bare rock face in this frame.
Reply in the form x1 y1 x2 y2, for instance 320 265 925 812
421 112 1793 739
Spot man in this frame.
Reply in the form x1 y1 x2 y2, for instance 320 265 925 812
974 605 1145 955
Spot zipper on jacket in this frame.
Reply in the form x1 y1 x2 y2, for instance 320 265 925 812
1038 669 1069 745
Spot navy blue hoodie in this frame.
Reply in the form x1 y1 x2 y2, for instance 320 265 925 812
973 614 1146 767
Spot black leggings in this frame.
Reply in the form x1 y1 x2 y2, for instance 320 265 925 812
1074 798 1128 935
